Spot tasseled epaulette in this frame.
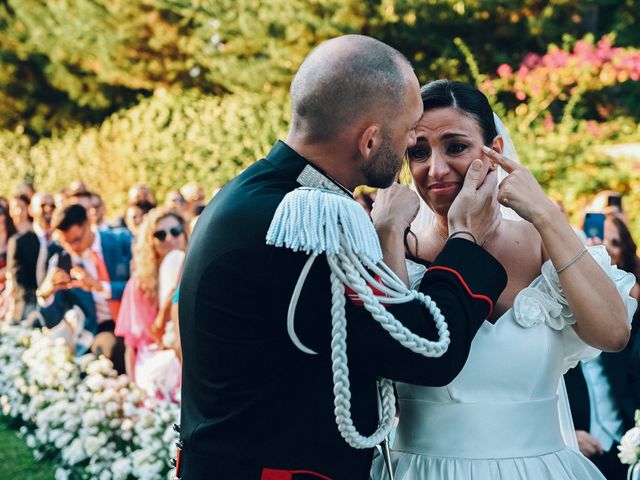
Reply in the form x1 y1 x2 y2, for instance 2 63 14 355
266 187 382 263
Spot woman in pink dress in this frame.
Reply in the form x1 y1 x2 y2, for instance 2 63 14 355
115 206 188 400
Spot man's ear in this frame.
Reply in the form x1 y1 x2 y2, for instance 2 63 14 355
491 135 504 155
358 125 381 161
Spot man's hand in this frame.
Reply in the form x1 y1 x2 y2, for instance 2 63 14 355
69 266 102 293
447 159 500 245
575 430 604 457
370 183 419 286
38 267 72 298
371 183 420 235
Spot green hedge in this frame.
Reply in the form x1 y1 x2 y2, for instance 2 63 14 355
2 89 289 214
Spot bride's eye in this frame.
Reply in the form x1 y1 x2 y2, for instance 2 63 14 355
408 147 430 161
447 143 468 154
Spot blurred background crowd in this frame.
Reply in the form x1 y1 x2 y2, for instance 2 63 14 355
0 180 212 403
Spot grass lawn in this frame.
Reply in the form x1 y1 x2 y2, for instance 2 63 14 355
0 420 56 479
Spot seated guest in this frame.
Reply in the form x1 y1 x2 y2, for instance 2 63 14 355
116 207 186 400
124 200 155 240
35 204 131 372
179 182 206 222
603 213 640 303
128 184 156 207
0 205 17 291
90 193 109 231
565 214 640 480
0 206 17 318
163 189 187 217
5 195 39 322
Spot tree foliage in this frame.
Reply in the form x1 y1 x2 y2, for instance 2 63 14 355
2 0 639 137
18 89 289 215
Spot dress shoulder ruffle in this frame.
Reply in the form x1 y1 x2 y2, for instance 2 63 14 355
512 245 637 371
513 245 636 330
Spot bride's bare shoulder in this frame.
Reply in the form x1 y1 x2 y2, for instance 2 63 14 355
502 219 541 243
492 219 543 268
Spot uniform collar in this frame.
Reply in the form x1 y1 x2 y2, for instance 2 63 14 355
266 140 354 199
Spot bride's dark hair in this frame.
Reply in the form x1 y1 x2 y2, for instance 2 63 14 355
420 80 497 145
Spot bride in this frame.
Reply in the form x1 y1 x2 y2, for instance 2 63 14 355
370 80 636 479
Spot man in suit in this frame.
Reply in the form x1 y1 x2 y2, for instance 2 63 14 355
35 204 131 372
178 35 508 479
565 349 640 480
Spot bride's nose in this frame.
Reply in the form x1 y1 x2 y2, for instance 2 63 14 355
428 151 450 180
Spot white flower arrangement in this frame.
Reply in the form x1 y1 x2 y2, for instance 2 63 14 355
0 324 180 479
619 411 640 479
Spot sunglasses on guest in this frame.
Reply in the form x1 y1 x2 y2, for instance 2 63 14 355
153 225 184 241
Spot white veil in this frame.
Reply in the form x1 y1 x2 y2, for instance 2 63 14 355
409 111 580 451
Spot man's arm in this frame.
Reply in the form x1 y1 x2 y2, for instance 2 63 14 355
284 238 506 386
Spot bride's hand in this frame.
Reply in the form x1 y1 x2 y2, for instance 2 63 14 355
482 146 556 225
447 159 501 245
370 183 420 234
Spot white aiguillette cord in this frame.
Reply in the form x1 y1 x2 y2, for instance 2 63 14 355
266 187 450 452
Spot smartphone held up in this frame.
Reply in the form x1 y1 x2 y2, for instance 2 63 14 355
583 212 605 241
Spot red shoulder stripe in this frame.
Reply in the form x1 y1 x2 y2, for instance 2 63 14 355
261 468 333 480
426 266 494 317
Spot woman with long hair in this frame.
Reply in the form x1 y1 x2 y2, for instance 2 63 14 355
115 206 187 400
604 214 640 299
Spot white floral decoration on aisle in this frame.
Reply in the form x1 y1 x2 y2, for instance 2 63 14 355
0 324 180 480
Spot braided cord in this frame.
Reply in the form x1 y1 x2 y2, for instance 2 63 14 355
330 271 397 448
327 244 450 449
268 187 450 449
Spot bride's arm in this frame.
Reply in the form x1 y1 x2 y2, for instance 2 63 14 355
534 206 629 351
485 146 630 352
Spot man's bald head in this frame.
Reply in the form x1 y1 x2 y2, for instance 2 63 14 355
290 35 413 142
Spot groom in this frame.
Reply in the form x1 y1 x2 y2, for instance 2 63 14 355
177 35 507 479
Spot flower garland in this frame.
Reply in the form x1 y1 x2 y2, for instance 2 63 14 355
0 325 180 480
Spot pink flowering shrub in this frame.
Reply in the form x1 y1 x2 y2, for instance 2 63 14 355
470 35 640 240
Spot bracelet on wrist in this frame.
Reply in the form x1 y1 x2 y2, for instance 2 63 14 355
448 230 478 244
555 247 588 274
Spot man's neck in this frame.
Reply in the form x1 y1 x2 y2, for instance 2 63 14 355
33 222 50 236
284 136 360 192
85 229 97 253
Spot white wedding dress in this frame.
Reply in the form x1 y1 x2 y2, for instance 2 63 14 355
371 246 637 480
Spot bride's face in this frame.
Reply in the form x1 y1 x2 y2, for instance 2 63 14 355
408 107 500 216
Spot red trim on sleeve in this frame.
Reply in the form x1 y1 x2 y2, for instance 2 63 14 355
426 266 494 317
174 448 182 478
261 468 333 480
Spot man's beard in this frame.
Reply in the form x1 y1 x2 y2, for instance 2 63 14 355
361 134 403 189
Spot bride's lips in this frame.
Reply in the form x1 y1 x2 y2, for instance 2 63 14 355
427 182 461 195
